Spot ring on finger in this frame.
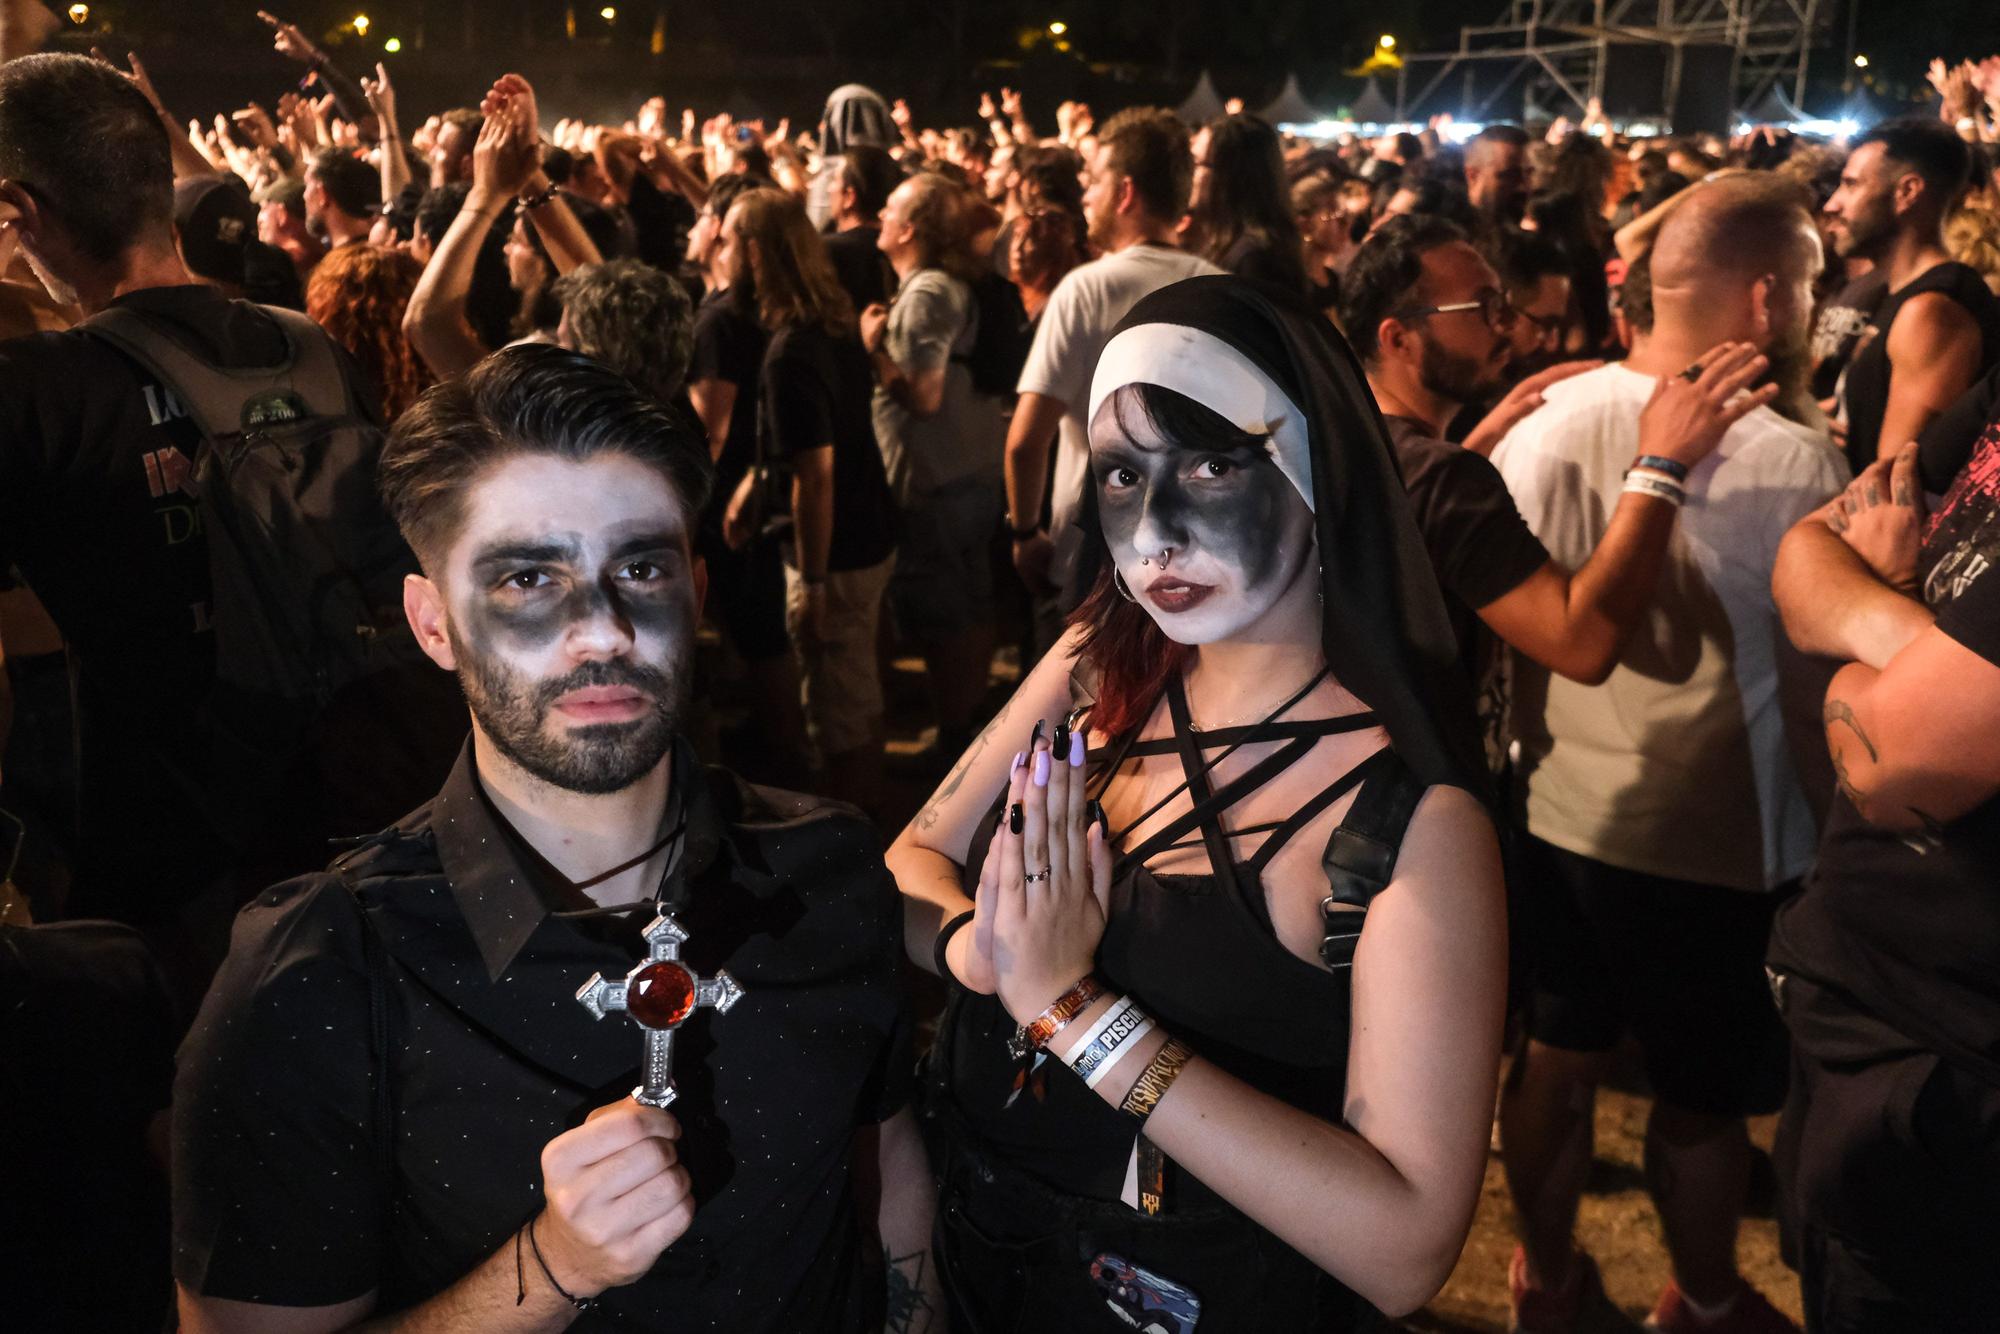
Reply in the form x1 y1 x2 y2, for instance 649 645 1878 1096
1024 867 1052 884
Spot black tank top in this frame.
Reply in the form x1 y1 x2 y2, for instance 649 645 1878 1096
940 672 1401 1206
1843 261 2000 472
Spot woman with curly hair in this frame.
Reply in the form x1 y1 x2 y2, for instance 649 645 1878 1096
305 243 432 423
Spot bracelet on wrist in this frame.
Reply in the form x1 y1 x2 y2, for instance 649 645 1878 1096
1629 453 1690 483
1119 1037 1195 1122
1065 995 1154 1089
1008 522 1042 542
1622 472 1686 506
1008 973 1104 1059
525 1214 597 1312
518 182 560 211
934 909 975 988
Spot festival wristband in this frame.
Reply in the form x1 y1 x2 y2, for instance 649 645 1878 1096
1066 997 1155 1089
1120 1038 1195 1122
1631 454 1689 483
1622 472 1686 506
1009 973 1105 1058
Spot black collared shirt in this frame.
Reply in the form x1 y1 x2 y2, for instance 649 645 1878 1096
172 739 912 1331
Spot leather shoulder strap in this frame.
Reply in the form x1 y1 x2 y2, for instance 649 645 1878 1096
1318 750 1428 968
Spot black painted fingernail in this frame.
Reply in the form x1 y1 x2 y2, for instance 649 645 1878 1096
1090 799 1107 836
1009 802 1023 834
1030 719 1046 749
1052 722 1071 762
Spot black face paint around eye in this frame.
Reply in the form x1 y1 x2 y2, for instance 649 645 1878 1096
451 531 697 795
462 534 691 658
1095 442 1293 595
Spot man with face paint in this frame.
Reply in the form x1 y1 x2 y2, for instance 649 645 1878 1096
1342 215 1775 769
1489 176 1848 1334
172 346 939 1333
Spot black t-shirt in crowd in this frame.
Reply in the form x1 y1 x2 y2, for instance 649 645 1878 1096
1769 388 2000 1087
0 285 328 917
824 224 894 315
1384 415 1551 767
760 323 898 572
1809 269 1888 403
1919 360 2000 493
627 172 699 274
1840 260 2000 473
173 738 913 1331
688 287 768 516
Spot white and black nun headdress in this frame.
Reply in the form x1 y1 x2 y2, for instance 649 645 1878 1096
1079 274 1487 798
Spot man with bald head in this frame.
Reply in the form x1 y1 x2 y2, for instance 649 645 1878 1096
1489 175 1847 1334
1463 124 1530 227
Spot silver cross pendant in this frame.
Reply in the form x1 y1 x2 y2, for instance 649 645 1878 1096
576 913 745 1108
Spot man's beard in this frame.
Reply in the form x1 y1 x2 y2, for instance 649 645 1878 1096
1833 203 1893 259
1760 324 1817 426
1419 335 1506 407
1086 205 1116 252
454 640 684 795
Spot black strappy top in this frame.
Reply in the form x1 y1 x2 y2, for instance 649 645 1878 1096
939 672 1418 1206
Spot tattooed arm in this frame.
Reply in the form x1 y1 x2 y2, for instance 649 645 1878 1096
1821 615 2000 834
1773 496 1933 671
853 1108 945 1334
888 623 1087 982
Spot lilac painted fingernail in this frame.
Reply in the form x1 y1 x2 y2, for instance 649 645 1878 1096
1012 751 1025 773
1032 750 1051 786
1069 730 1086 767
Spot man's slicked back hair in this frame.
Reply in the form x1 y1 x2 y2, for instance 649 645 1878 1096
379 343 714 570
0 53 172 263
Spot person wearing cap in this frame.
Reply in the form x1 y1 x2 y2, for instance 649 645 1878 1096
173 175 303 311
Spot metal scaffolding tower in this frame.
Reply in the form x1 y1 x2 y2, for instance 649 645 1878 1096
1395 0 1832 125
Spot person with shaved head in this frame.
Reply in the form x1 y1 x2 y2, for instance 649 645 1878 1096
1488 174 1848 1334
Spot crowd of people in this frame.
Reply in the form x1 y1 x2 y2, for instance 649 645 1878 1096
3 2 2000 1330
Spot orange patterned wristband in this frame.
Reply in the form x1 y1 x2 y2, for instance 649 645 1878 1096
1008 974 1106 1059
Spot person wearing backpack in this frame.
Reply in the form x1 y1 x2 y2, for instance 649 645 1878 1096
861 172 1007 762
0 54 459 1009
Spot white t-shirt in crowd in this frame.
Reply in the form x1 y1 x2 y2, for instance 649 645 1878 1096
1015 242 1222 578
1491 363 1850 891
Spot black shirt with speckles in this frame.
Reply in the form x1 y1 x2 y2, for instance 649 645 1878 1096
171 736 912 1331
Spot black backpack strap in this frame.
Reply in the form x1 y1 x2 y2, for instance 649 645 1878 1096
79 302 358 446
1318 750 1428 969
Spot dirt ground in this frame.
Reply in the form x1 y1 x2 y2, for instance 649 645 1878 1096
1402 1100 1801 1332
708 636 1807 1333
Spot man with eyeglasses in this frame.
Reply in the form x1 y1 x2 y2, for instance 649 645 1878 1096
1341 215 1764 777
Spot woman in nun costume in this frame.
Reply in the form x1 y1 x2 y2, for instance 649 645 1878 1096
888 274 1507 1331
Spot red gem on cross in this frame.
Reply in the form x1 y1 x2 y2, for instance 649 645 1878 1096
627 960 697 1028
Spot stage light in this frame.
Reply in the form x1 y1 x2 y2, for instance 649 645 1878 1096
384 36 402 52
1852 54 1869 68
601 6 618 19
1379 34 1396 50
353 13 370 36
1048 21 1067 36
66 3 87 23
